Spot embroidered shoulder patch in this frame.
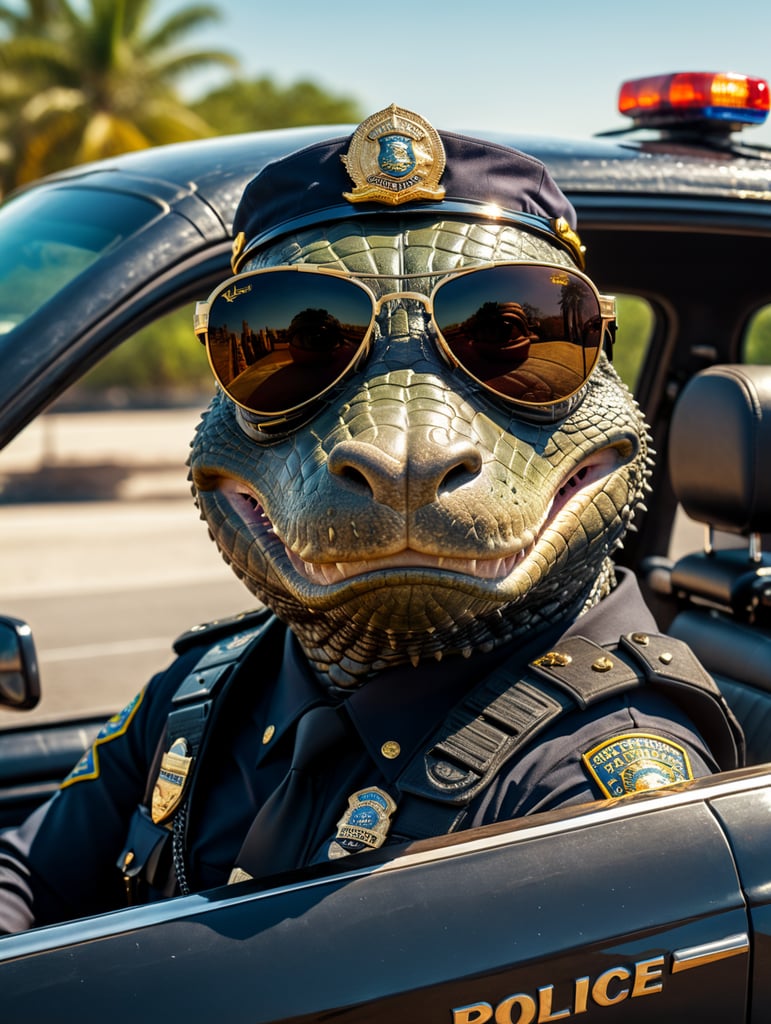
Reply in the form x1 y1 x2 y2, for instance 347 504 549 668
582 732 694 799
60 691 145 789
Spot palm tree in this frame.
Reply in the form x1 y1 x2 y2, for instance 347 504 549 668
0 0 238 194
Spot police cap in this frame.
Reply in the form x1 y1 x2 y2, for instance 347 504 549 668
232 104 583 271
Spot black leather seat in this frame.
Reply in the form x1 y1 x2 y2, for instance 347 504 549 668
664 365 771 764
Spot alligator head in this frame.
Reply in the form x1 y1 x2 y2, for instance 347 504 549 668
188 108 651 688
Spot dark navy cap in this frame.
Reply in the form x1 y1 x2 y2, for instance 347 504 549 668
232 105 583 270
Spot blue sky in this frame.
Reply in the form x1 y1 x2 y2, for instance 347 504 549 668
160 0 771 146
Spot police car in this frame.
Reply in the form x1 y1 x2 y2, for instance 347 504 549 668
0 72 770 1022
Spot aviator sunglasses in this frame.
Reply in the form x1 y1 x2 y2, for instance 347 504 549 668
194 262 616 428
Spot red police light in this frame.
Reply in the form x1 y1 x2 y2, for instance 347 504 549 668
618 72 770 129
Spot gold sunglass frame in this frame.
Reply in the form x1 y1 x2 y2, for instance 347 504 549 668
195 262 615 429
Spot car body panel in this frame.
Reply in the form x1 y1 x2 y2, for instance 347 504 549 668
1 769 767 1023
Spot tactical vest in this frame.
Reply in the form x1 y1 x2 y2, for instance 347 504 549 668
118 612 744 901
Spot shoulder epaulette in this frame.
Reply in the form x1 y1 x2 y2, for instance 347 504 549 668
394 631 744 841
173 606 272 654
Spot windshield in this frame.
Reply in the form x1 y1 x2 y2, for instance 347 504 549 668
0 186 159 335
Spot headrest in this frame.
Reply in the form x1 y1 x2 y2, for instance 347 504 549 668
669 364 771 534
231 104 582 271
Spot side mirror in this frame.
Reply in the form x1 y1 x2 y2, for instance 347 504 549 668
0 616 41 710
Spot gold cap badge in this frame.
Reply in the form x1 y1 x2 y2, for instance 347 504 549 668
341 104 446 206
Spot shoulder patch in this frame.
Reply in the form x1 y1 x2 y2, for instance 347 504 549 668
582 732 693 799
60 691 145 789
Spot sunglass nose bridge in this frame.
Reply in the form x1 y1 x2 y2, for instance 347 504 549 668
382 303 411 343
376 295 433 347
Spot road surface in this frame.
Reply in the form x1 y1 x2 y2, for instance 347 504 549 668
0 408 257 726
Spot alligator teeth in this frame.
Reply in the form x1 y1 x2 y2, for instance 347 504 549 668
285 546 529 586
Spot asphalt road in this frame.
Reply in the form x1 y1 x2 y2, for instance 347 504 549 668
0 498 256 726
0 409 257 727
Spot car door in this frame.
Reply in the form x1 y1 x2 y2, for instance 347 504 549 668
0 769 763 1023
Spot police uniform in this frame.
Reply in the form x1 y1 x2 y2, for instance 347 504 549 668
0 570 739 934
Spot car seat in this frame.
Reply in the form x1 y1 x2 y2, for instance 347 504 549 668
658 364 771 764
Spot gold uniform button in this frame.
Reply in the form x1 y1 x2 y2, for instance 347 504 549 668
592 656 615 673
262 724 276 745
381 740 401 760
533 651 572 668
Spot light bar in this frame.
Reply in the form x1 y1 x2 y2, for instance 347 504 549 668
618 72 770 129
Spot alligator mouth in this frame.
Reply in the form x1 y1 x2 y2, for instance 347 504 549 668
220 442 628 589
285 546 529 586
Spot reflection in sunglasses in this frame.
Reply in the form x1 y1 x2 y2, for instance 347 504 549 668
436 276 601 405
208 304 365 412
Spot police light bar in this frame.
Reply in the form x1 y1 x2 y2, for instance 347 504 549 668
618 72 770 130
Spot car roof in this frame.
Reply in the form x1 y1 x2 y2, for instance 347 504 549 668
22 123 771 224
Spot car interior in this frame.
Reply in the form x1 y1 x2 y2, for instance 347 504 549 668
642 363 771 765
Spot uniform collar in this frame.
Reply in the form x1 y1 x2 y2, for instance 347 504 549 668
258 568 656 779
562 567 657 646
255 631 327 761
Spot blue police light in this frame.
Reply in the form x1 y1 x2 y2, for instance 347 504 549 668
618 72 770 130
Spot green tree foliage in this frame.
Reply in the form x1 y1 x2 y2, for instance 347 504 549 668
70 304 214 407
192 76 361 133
743 305 771 363
614 295 655 390
0 0 238 193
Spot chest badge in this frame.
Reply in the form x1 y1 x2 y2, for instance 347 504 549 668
328 787 397 860
582 732 694 799
151 737 193 824
341 104 446 206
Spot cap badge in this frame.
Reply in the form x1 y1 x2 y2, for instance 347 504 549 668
341 104 446 206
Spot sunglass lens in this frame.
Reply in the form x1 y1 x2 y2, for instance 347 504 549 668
433 266 603 405
206 273 372 415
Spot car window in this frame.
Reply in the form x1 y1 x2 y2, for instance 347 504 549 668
71 304 212 405
0 301 234 727
613 293 656 391
0 187 159 335
742 305 771 363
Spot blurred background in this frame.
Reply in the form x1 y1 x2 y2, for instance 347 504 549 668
1 0 770 722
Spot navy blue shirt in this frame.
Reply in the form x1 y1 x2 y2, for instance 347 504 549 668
0 570 722 933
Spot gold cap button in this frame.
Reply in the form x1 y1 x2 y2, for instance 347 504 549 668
262 724 275 745
381 740 401 760
592 656 614 673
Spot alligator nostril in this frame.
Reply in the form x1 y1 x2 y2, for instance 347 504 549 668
328 437 482 510
328 441 402 504
438 453 482 495
335 464 372 495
